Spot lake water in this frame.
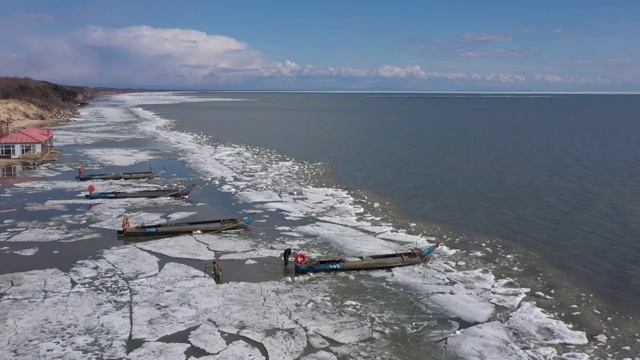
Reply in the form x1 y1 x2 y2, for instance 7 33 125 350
149 92 640 311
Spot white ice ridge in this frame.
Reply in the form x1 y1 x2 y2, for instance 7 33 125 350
52 106 147 146
78 148 161 166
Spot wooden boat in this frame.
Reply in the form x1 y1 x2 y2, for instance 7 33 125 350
294 243 440 274
76 170 161 181
86 184 195 199
117 214 254 238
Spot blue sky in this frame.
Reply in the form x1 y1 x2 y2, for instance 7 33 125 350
0 0 638 91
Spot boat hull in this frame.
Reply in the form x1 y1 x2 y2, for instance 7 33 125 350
76 172 159 181
117 215 253 238
86 185 193 199
295 251 432 274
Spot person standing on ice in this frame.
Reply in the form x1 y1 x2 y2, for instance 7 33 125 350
282 248 292 266
212 261 222 281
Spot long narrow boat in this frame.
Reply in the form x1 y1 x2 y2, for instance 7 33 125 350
76 170 161 181
86 185 195 199
117 214 254 238
294 243 440 274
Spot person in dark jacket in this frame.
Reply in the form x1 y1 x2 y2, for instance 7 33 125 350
283 248 292 266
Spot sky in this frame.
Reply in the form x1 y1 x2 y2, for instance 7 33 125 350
0 0 638 91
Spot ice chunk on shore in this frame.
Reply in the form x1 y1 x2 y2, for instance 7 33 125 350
296 222 402 255
4 228 69 242
135 236 216 260
102 246 160 279
213 340 265 359
0 268 70 300
390 265 453 294
237 189 282 203
131 262 221 340
447 321 529 359
192 233 255 252
507 302 588 345
0 266 129 359
188 322 227 354
12 247 38 256
262 328 307 359
79 148 160 166
560 353 590 360
428 293 494 323
128 342 189 360
486 278 530 309
447 269 495 290
301 350 338 360
220 249 282 260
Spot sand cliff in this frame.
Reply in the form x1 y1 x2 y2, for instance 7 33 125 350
0 99 73 136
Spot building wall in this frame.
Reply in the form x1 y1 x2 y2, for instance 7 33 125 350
0 143 44 158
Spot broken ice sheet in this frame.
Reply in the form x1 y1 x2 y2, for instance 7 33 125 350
447 321 529 360
128 342 190 360
134 236 216 260
78 148 160 166
12 247 38 256
188 322 227 354
507 302 588 345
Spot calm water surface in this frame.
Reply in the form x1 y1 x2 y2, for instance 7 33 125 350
147 93 640 310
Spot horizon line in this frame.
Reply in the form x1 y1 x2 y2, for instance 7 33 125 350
149 90 640 95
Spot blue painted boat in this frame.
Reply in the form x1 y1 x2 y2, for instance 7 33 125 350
117 214 254 238
294 243 440 274
86 185 194 199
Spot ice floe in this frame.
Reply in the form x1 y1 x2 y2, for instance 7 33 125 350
12 247 38 256
128 342 190 360
429 292 495 323
296 222 403 255
1 227 98 243
219 249 282 260
191 233 255 252
135 236 216 260
205 340 264 359
188 322 227 354
507 302 588 345
447 321 529 359
78 148 160 166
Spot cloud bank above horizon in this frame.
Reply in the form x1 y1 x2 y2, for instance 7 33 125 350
0 2 638 92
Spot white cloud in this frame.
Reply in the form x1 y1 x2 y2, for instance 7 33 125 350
0 24 613 87
377 65 426 79
532 74 564 83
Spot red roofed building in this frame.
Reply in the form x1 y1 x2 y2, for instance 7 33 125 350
0 128 54 159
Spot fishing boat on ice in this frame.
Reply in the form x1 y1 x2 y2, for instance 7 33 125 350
75 167 162 181
85 184 195 199
294 242 440 274
117 214 254 238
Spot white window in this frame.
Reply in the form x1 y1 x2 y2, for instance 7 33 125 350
0 145 14 156
20 145 36 155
